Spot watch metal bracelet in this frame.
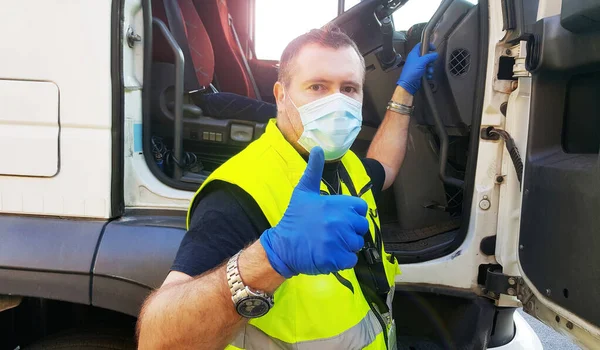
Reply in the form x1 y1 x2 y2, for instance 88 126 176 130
226 251 247 303
226 251 274 306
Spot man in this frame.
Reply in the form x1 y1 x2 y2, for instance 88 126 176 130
137 26 437 349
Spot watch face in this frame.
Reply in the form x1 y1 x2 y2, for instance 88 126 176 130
236 296 270 318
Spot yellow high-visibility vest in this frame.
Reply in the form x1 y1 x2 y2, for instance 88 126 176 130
187 120 401 349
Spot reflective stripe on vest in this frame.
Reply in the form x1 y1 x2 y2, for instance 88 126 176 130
228 310 384 350
188 119 401 349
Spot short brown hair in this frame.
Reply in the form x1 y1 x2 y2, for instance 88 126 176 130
278 25 365 86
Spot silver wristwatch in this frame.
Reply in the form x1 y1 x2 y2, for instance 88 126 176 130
387 100 414 116
226 251 274 318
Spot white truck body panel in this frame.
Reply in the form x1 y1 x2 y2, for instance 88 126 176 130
0 1 114 218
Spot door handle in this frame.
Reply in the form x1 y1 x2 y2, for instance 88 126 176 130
153 18 185 180
420 0 464 189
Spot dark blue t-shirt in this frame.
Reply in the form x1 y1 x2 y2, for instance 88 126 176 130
171 158 385 277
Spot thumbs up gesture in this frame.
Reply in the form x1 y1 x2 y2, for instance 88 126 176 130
260 147 370 278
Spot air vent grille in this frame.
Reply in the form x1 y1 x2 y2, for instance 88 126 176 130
449 48 471 77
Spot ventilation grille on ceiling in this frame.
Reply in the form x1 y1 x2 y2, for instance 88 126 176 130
449 48 471 77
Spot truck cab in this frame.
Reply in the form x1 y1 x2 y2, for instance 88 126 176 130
0 0 598 348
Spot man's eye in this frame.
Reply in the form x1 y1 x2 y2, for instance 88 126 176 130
343 86 357 93
309 84 324 91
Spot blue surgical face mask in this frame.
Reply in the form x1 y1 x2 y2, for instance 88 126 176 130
289 93 363 161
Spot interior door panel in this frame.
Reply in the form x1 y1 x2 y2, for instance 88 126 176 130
519 14 600 328
412 0 478 135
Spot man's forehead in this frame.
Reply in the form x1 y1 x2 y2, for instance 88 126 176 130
289 44 364 85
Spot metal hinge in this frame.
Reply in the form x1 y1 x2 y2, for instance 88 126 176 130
482 268 531 308
126 26 142 48
511 40 530 77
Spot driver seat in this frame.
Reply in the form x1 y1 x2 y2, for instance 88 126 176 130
151 0 276 140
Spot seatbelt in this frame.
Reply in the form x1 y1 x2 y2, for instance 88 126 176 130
338 165 391 309
163 0 202 92
228 14 263 101
339 164 391 348
247 36 258 60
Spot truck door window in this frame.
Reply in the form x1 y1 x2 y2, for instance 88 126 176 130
254 0 339 60
344 0 361 11
393 0 478 32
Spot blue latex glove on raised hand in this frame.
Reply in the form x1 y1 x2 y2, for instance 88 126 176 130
397 42 439 95
260 147 370 278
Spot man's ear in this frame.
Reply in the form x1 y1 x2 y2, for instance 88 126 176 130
273 81 285 107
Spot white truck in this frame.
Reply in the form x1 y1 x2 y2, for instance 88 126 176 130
0 0 598 348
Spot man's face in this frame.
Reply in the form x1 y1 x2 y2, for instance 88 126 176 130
274 43 364 147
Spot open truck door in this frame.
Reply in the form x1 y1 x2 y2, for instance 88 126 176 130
495 0 600 348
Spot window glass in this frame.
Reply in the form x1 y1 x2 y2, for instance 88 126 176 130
254 0 338 60
254 0 478 60
344 0 361 11
392 0 477 32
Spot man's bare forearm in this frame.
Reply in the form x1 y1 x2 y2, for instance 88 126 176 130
137 241 284 349
367 86 413 190
138 263 242 349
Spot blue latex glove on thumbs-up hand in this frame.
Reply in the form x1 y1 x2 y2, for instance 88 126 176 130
260 147 370 278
